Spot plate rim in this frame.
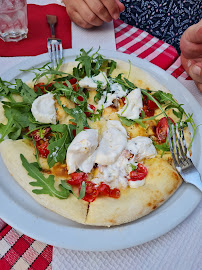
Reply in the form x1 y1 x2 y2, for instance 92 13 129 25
0 48 201 251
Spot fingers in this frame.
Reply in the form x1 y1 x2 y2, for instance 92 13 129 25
67 10 93 29
64 0 125 29
115 0 125 13
84 0 112 23
188 62 202 92
180 20 202 59
64 0 104 28
196 83 202 92
101 0 123 19
185 19 202 44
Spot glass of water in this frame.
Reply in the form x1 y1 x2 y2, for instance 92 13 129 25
0 0 28 42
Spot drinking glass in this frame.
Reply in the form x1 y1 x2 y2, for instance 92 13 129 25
0 0 28 42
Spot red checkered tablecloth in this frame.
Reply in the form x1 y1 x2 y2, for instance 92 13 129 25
0 17 190 270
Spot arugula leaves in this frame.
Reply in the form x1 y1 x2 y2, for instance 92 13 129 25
21 154 86 200
63 106 89 134
74 48 117 78
21 154 69 199
118 115 146 128
112 74 136 92
90 107 103 122
61 180 86 200
153 90 184 120
47 124 73 168
21 59 66 83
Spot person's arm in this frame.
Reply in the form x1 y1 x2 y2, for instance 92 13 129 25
180 19 202 92
63 0 125 28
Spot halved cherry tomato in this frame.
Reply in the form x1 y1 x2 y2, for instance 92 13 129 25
72 129 76 137
67 172 88 185
82 181 99 202
156 117 174 143
36 141 49 157
129 163 148 181
68 78 77 85
147 100 158 110
121 97 126 103
109 188 120 198
143 105 155 117
72 84 79 92
34 83 53 94
98 182 110 196
29 127 51 142
85 104 96 117
77 96 84 102
142 95 158 117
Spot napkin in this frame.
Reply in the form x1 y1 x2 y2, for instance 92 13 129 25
0 4 71 57
72 21 116 51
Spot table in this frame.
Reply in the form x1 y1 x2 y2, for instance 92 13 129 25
0 1 201 270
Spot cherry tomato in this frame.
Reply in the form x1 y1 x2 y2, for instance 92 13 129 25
29 127 51 142
68 78 77 85
85 104 96 117
72 129 76 137
156 117 174 143
121 97 126 103
143 105 155 117
72 84 79 92
109 188 121 198
36 141 49 157
34 83 53 94
67 172 88 185
129 163 148 181
98 182 110 196
77 96 84 101
147 100 158 110
82 181 99 202
142 95 158 117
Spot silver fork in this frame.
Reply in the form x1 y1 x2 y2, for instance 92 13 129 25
167 123 202 191
47 14 63 67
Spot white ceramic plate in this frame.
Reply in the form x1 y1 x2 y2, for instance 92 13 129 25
0 49 201 251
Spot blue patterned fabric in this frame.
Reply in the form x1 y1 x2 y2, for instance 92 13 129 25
120 0 202 53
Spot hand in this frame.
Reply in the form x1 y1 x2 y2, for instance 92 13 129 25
180 19 202 92
63 0 125 29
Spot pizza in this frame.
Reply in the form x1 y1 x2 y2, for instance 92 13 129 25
0 49 194 227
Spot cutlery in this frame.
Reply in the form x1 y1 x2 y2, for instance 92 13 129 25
47 14 63 66
167 123 202 191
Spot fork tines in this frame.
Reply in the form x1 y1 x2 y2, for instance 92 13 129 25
167 123 190 168
47 38 63 67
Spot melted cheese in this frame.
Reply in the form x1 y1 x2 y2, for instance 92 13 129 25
78 72 108 90
97 81 127 109
95 120 127 165
66 129 98 173
118 88 143 120
31 93 56 124
126 136 157 161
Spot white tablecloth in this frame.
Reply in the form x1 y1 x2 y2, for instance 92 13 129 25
1 1 202 269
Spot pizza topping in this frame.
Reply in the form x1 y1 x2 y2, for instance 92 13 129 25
36 140 49 158
156 117 174 143
126 136 157 161
97 82 126 109
118 88 143 120
95 120 127 165
66 129 99 173
31 93 57 124
79 72 108 90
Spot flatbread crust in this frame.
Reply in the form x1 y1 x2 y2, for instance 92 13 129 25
0 59 191 226
0 139 89 224
86 158 182 226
